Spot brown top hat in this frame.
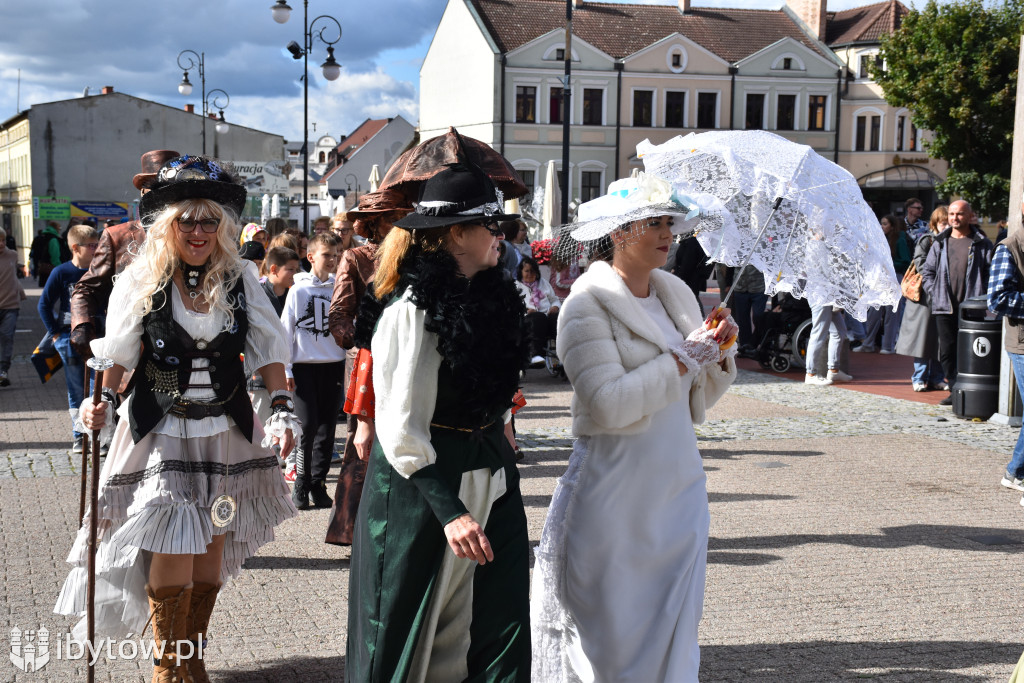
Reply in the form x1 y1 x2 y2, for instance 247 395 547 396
347 187 413 221
132 149 181 190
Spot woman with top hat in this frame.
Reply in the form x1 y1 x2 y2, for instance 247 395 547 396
531 173 738 682
55 155 299 683
346 162 531 682
325 187 411 546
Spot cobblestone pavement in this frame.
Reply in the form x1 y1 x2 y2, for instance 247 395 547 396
3 288 1024 680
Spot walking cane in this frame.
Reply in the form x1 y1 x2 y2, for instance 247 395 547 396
79 363 90 526
85 356 113 683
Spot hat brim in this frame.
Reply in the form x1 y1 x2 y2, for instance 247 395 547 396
139 180 248 220
394 211 520 230
133 172 157 191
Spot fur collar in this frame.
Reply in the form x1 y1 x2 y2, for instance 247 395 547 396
400 247 528 422
571 261 701 347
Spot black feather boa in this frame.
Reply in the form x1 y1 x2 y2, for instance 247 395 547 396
397 247 529 423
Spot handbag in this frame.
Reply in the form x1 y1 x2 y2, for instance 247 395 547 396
901 261 922 302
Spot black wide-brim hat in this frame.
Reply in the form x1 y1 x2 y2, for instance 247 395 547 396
139 155 248 220
394 162 519 230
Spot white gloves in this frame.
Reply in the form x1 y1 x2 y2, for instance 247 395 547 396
671 327 723 375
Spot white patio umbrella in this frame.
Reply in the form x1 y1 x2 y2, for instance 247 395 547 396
271 193 281 219
261 194 270 224
368 164 382 192
541 159 561 239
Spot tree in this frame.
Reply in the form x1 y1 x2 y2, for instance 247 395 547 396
874 0 1023 216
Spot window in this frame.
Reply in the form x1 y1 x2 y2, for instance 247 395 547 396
555 48 565 61
582 88 603 126
633 90 653 127
745 93 765 130
518 169 536 205
665 91 686 128
696 92 717 129
855 114 882 151
808 95 827 131
550 87 564 124
580 171 602 203
909 122 918 151
671 53 682 68
783 57 792 70
515 86 536 123
777 94 796 131
896 115 906 151
859 55 872 79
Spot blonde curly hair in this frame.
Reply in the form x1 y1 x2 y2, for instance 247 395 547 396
122 198 245 331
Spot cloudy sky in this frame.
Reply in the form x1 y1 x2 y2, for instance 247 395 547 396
0 0 942 145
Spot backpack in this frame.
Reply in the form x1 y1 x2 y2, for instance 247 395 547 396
29 231 70 266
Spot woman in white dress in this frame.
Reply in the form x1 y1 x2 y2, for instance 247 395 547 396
57 156 299 683
532 174 738 682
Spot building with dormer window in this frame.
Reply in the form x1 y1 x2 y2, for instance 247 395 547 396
419 0 947 217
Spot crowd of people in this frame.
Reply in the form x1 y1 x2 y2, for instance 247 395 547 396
0 137 1020 681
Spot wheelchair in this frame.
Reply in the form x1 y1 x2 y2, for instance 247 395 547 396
543 337 565 378
752 315 813 374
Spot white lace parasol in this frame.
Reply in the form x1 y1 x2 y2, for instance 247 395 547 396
639 130 901 321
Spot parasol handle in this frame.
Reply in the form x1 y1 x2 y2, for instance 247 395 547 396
85 356 113 683
713 196 784 317
78 363 90 526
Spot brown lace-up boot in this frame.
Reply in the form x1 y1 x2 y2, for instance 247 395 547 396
146 584 194 683
184 582 221 683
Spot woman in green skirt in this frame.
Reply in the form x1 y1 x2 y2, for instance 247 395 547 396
346 161 530 682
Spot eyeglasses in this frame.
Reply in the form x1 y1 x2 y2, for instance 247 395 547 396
481 220 503 237
176 217 220 233
82 243 99 249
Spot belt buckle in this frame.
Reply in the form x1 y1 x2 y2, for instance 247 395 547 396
186 402 204 420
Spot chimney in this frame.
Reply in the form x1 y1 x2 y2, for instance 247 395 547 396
786 0 827 41
208 113 218 119
101 86 114 95
679 0 690 13
572 0 582 7
184 104 195 113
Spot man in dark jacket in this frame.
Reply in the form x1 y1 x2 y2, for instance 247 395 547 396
920 199 993 405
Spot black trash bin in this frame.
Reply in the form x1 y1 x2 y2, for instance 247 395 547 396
953 296 1000 419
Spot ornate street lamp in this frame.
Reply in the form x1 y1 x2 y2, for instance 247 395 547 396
270 1 342 234
176 50 231 155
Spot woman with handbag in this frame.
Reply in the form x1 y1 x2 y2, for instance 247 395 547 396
531 173 737 682
896 206 948 391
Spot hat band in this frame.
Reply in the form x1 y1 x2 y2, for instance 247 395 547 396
416 200 503 218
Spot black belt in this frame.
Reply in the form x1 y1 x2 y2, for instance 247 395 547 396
169 386 237 420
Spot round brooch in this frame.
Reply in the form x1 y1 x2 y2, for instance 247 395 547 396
211 494 237 528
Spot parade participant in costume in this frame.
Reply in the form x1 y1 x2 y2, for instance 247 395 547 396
531 173 738 682
325 188 411 546
55 155 299 683
346 163 531 681
69 150 180 359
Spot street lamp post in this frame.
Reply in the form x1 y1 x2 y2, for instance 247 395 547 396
271 0 342 234
345 173 360 206
176 50 231 155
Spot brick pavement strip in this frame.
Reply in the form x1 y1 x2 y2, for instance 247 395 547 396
5 294 1024 680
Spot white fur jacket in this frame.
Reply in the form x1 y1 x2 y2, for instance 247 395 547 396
556 260 737 436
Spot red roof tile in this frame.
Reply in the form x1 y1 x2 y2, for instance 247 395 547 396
825 0 909 46
471 0 830 63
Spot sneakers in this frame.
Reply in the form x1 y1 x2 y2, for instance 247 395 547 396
529 355 545 367
71 436 85 455
309 481 333 509
0 370 9 387
331 450 342 463
879 349 895 355
912 383 927 392
284 465 296 483
827 369 853 383
938 394 953 406
852 345 877 353
930 382 950 391
804 374 833 386
1002 472 1024 492
291 480 310 510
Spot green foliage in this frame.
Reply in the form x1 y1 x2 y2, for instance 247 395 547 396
874 0 1023 216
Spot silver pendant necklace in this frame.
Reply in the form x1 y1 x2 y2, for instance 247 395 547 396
182 262 208 300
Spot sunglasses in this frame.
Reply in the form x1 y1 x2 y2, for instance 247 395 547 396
176 217 220 233
481 220 503 237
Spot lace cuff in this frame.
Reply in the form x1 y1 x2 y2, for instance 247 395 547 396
261 412 303 449
671 327 721 374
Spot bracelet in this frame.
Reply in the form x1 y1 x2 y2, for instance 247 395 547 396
101 388 119 409
269 389 294 414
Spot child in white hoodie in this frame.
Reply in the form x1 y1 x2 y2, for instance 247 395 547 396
281 231 345 509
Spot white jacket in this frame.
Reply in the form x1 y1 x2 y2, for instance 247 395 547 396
557 260 736 436
516 278 560 314
280 271 345 377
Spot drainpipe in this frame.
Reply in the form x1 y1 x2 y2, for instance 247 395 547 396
728 66 738 130
614 62 623 180
500 54 507 156
833 67 843 163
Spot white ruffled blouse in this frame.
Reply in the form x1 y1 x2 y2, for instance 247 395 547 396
90 261 291 438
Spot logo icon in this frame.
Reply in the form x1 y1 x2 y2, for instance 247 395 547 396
10 626 50 672
973 337 991 357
